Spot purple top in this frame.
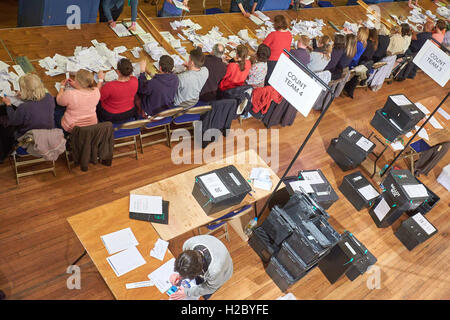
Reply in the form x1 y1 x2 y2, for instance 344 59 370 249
138 73 179 116
7 93 55 139
290 48 311 66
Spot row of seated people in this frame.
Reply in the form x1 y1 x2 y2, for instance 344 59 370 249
0 16 447 163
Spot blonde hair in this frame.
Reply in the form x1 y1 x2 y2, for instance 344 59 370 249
378 24 389 36
19 74 46 101
75 69 96 89
345 34 357 58
357 26 370 46
298 35 311 47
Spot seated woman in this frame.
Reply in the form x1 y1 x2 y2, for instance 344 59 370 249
219 45 251 92
307 36 332 72
0 74 55 161
290 35 311 66
97 58 138 123
324 34 346 80
331 33 357 80
137 55 179 117
349 26 369 69
432 19 447 45
386 26 406 56
55 69 100 133
373 24 390 63
246 44 271 88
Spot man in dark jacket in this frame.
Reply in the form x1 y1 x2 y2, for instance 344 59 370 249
138 55 179 117
199 44 227 102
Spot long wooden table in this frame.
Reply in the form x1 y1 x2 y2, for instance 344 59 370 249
131 149 282 241
67 197 174 300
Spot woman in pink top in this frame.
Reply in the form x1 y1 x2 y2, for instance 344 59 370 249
263 15 292 85
432 19 446 45
55 70 100 133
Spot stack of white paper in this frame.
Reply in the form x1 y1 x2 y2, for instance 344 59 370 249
148 258 176 293
101 227 139 255
290 19 325 39
107 246 146 277
254 11 270 21
124 21 147 35
0 60 9 72
129 194 163 215
250 168 272 191
111 24 132 37
249 14 264 26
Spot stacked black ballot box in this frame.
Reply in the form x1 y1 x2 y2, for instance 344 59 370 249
318 231 377 284
338 171 381 211
252 191 341 291
192 165 251 215
285 169 339 210
381 95 425 132
407 178 440 216
394 213 438 251
369 169 429 228
370 109 407 142
327 127 374 171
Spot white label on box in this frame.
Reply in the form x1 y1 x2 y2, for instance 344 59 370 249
344 242 357 255
200 173 230 198
358 185 380 201
352 236 362 247
301 171 324 184
352 176 363 182
412 213 436 235
316 191 329 196
290 180 314 193
373 198 390 222
307 236 315 241
390 94 411 106
356 136 374 152
228 172 241 186
402 184 428 199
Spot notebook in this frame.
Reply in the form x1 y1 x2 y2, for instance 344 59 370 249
129 200 169 225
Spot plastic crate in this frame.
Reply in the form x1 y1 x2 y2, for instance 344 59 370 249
276 242 309 279
248 227 280 263
265 256 296 292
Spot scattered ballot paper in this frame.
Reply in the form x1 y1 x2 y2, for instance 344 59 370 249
426 115 444 129
101 227 139 255
391 141 405 151
437 108 450 120
0 60 9 72
250 168 272 191
148 258 175 293
150 238 169 261
414 102 431 115
111 24 132 37
415 125 429 141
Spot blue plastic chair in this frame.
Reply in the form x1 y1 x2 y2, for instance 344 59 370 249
203 0 224 14
113 119 150 160
140 107 184 151
172 104 212 126
198 205 253 242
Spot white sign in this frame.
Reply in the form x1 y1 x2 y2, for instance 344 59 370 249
269 53 324 117
413 40 450 87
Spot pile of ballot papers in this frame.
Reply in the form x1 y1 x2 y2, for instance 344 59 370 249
290 19 325 39
237 29 259 51
343 21 359 34
408 8 428 24
38 39 129 77
437 6 450 19
0 61 26 98
250 167 272 191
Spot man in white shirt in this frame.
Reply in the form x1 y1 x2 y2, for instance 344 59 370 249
174 47 209 108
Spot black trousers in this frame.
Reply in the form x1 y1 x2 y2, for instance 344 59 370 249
99 1 124 22
96 102 137 124
264 60 277 86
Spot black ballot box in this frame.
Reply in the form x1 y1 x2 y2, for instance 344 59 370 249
275 242 310 279
339 171 381 211
248 227 280 263
334 126 376 164
318 231 376 284
282 191 330 226
295 169 339 210
394 213 438 251
192 165 251 215
285 228 325 266
260 206 294 245
370 109 406 142
407 178 440 216
382 169 429 212
368 195 406 228
381 95 425 132
327 138 359 171
265 256 297 292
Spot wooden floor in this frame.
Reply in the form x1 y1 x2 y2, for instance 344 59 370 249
0 70 448 300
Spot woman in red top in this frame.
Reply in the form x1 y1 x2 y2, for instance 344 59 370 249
263 15 292 85
219 45 251 92
97 58 138 123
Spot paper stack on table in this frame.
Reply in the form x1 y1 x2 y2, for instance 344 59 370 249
148 258 175 293
0 60 10 72
0 68 21 97
124 21 147 35
254 11 270 22
249 14 264 26
110 23 132 37
250 167 272 191
150 238 169 261
290 19 325 39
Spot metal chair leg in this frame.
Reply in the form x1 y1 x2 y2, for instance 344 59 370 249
13 153 19 185
134 136 138 160
139 133 144 154
166 125 172 148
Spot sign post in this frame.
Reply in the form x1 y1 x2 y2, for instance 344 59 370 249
255 49 335 221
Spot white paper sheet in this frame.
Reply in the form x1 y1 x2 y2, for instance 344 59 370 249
12 65 25 77
290 180 314 193
129 194 162 215
426 115 443 129
126 280 154 289
373 198 390 222
173 0 190 12
414 102 431 115
405 131 413 138
148 258 175 293
390 94 412 106
391 141 405 151
358 185 379 201
200 173 230 198
107 246 146 277
412 213 436 235
0 60 9 71
101 227 139 255
124 21 147 35
415 125 429 141
111 24 132 37
150 238 169 261
105 70 119 82
249 14 264 26
402 184 428 199
356 136 374 152
437 107 450 120
301 171 324 184
253 179 272 191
